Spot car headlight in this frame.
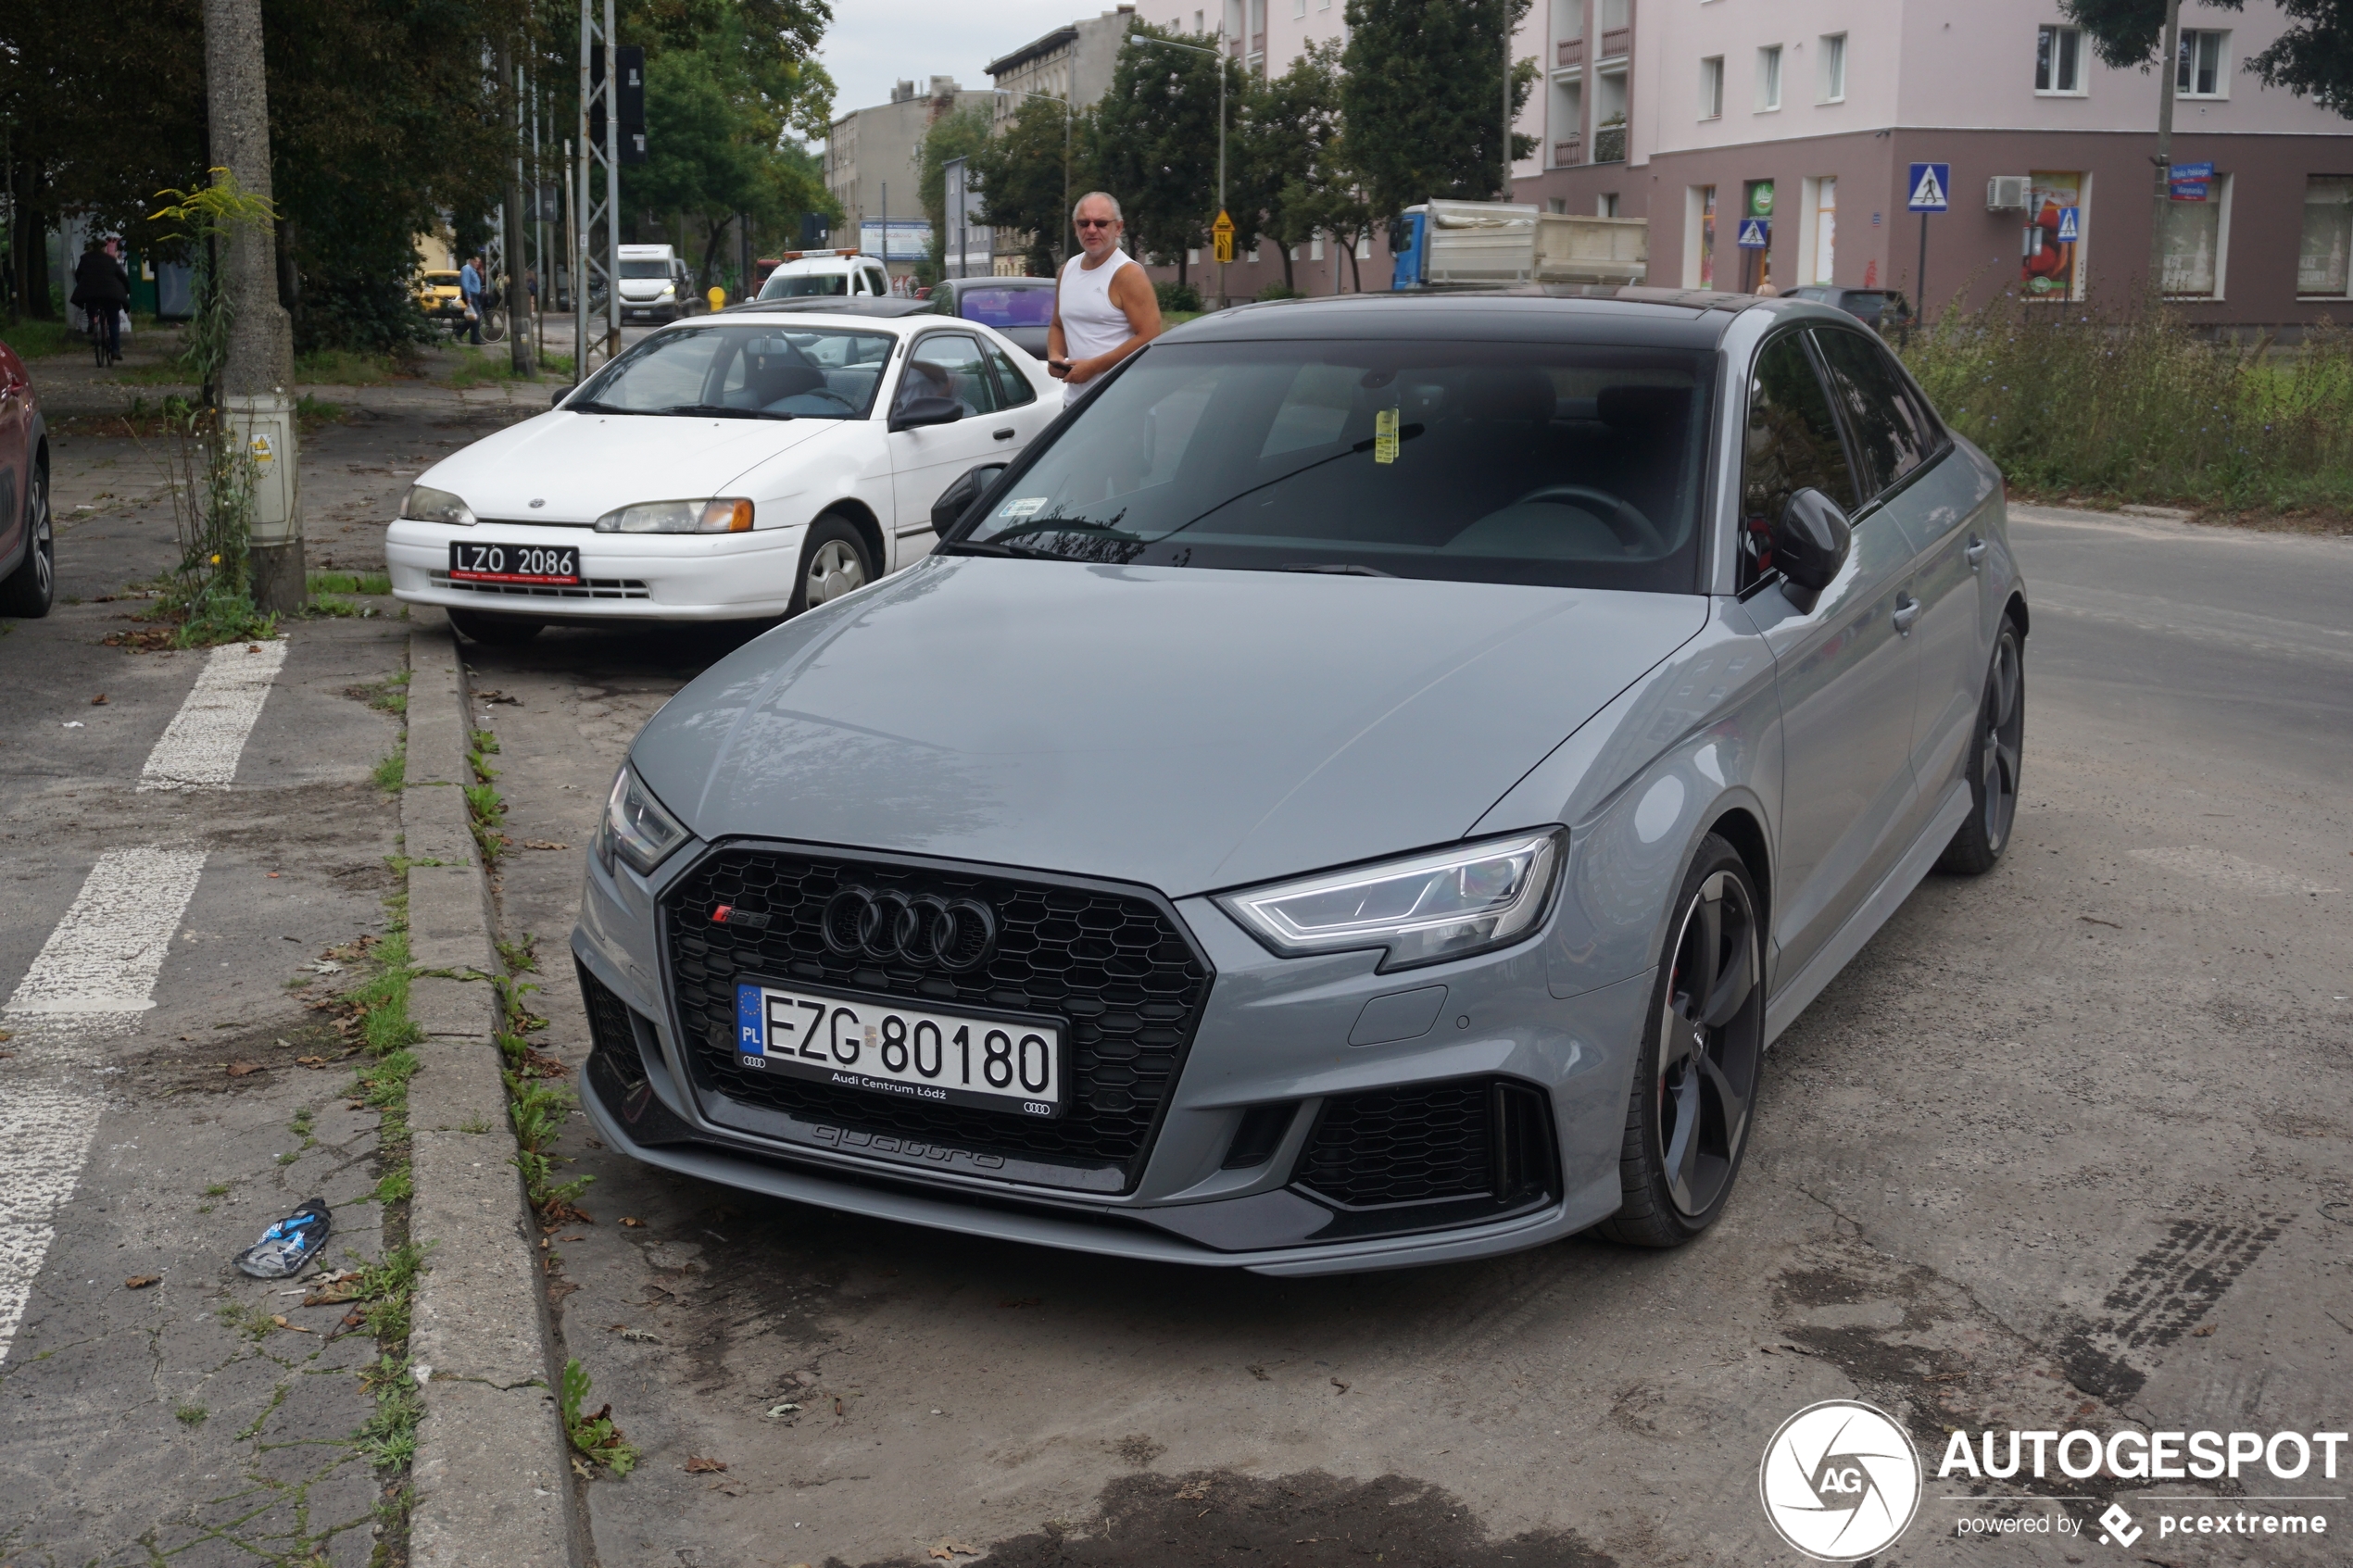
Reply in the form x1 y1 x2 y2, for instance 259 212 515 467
594 763 690 877
399 484 475 527
659 284 676 297
1216 829 1563 971
593 498 754 533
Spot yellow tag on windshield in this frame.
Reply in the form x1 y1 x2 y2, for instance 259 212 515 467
1373 406 1400 465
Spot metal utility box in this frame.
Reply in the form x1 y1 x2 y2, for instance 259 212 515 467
225 393 300 546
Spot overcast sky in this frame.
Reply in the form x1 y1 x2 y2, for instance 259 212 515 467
817 0 1131 122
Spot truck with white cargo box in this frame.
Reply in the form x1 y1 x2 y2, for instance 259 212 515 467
1389 199 1648 291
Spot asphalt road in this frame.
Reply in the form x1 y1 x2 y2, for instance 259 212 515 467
4 418 2347 1568
443 503 2353 1566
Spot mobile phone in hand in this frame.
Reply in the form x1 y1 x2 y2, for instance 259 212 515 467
1048 357 1073 379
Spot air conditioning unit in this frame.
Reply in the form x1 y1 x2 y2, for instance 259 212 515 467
1987 175 2032 211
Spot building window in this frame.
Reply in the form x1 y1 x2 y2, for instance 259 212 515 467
2178 30 2228 97
1311 232 1326 260
2299 176 2353 296
1819 33 1846 102
2159 174 2230 297
1687 184 1717 289
1757 45 1782 111
2036 25 2084 94
1194 8 1205 29
1810 176 1836 283
1356 232 1371 259
1700 56 1724 119
1293 0 1305 17
2021 170 2086 300
1600 193 1620 217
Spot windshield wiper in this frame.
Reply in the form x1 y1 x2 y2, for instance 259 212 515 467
564 398 630 414
660 403 796 420
1279 562 1396 577
985 518 1137 544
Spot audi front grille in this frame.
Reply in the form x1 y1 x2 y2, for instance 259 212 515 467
662 846 1214 1191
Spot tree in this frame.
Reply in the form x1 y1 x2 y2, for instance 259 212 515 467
1093 23 1239 282
970 96 1094 276
1340 0 1535 225
1243 40 1345 292
916 107 993 281
2064 0 2353 113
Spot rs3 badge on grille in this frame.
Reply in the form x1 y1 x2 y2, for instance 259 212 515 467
734 980 1063 1118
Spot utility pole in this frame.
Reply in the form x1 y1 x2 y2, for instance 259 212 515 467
2148 0 2183 291
202 0 303 615
1135 31 1227 306
502 38 535 377
1503 0 1514 201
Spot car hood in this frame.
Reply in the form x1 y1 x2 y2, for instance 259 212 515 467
632 558 1706 897
419 410 837 524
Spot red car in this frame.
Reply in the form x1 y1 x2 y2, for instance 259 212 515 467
0 337 53 617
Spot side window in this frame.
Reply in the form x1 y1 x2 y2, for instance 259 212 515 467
1810 328 1937 499
896 333 1000 418
986 344 1037 408
867 268 890 297
1742 332 1858 589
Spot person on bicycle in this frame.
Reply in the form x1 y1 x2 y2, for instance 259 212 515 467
72 237 132 365
458 254 485 345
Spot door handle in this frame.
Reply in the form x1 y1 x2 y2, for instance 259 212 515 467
1964 534 1988 570
1891 594 1922 636
992 428 1015 441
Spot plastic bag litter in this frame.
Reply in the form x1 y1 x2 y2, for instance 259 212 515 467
234 1198 332 1278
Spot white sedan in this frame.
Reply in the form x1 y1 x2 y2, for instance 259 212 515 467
385 310 1061 643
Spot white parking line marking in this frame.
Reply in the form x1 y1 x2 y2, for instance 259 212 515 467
138 638 289 791
3 847 208 1016
0 1082 105 1364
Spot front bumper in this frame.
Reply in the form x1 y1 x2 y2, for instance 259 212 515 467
573 835 1655 1274
386 519 804 621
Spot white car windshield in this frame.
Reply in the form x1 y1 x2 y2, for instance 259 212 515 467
568 323 896 420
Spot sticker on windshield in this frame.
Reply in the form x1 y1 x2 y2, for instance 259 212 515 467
999 495 1048 520
1374 407 1400 465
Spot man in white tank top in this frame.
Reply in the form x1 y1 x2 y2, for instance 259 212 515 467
1047 191 1163 404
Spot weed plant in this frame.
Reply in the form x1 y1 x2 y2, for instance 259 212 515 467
560 1359 638 1475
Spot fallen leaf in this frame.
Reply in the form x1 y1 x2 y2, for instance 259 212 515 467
269 1314 314 1335
266 872 280 879
2194 1323 2217 1336
683 1455 728 1474
296 1055 328 1068
522 840 572 851
91 693 108 705
124 1274 160 1289
341 1310 365 1328
225 1061 262 1077
620 1217 644 1227
1176 1480 1213 1501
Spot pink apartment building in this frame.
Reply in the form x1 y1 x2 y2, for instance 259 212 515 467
1124 0 2353 322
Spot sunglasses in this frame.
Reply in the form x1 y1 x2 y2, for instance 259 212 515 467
1075 218 1117 229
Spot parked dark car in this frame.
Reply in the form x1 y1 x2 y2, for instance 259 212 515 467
0 337 53 618
930 276 1056 358
1787 286 1912 333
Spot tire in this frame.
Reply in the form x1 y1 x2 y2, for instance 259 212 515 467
788 513 875 616
447 608 544 646
1935 618 2025 876
1594 834 1767 1248
0 459 55 619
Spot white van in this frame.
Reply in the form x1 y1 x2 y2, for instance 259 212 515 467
617 244 695 323
757 250 893 303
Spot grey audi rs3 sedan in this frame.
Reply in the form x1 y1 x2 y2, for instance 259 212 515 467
573 289 2027 1274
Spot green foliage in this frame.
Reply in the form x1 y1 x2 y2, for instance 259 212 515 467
352 1241 429 1342
971 95 1094 278
1155 280 1203 313
1255 281 1304 302
1340 0 1536 223
311 571 394 596
358 1354 424 1468
917 107 996 274
175 1403 208 1426
560 1359 640 1475
1901 293 2353 511
1093 25 1239 275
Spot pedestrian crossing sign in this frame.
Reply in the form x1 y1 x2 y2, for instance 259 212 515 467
1736 217 1769 249
2056 206 2080 243
1906 162 1951 213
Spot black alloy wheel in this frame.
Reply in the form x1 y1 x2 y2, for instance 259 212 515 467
1936 618 2025 875
447 607 544 646
1597 835 1765 1248
0 460 55 619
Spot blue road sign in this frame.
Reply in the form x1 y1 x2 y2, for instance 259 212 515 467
1737 217 1770 249
2055 207 2080 243
2169 161 2214 201
1906 162 1951 213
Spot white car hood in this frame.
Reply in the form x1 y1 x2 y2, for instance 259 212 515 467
418 409 840 525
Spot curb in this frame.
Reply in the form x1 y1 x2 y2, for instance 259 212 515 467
401 627 579 1568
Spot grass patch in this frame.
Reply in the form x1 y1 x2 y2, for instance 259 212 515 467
371 749 406 792
175 1402 208 1426
3 318 98 358
444 346 562 389
296 393 346 428
560 1358 638 1476
294 347 412 385
358 1355 425 1468
203 1182 231 1198
1901 291 2353 515
312 571 394 596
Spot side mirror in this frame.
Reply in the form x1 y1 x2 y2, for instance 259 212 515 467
889 395 964 433
1774 487 1852 594
932 462 1008 534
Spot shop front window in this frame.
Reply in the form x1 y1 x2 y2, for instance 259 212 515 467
2159 176 2229 298
2299 177 2353 297
2021 171 2084 301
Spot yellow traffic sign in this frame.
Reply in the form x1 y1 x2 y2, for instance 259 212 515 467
1213 208 1235 262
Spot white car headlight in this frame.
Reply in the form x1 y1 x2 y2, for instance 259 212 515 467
1216 829 1563 971
593 498 754 533
400 484 475 527
594 764 690 877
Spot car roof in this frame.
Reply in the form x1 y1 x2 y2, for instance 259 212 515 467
1156 288 1876 350
690 305 939 332
946 275 1052 288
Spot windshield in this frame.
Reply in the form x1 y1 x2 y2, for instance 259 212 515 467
620 260 672 280
950 338 1714 592
957 286 1053 328
761 271 849 298
571 323 896 419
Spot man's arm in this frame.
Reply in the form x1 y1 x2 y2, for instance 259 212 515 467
1065 264 1163 385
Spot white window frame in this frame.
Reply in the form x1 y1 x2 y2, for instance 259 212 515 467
1700 56 1724 119
2036 24 2086 95
1756 44 1782 112
2297 176 2353 299
1818 33 1846 104
2178 30 2229 99
2159 172 2233 300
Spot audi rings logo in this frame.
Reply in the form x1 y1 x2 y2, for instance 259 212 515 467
1759 1399 1922 1562
821 885 1000 972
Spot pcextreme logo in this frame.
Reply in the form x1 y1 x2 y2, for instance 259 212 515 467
1759 1399 1924 1562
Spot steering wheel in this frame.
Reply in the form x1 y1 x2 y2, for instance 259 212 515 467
1504 485 1668 555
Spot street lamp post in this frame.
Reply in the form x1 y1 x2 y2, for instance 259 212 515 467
999 88 1075 273
1133 30 1227 308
